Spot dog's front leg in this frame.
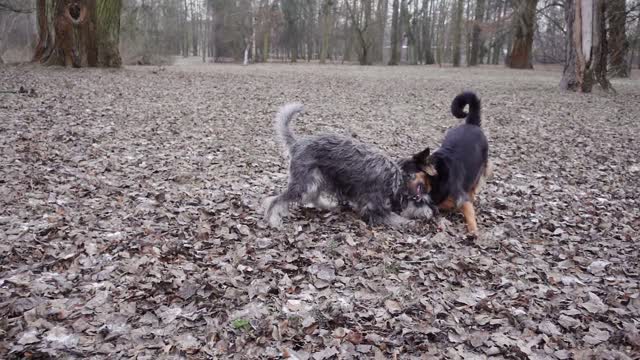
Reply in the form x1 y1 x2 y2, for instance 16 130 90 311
460 201 478 234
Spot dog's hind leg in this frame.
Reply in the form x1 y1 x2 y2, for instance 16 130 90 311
470 161 493 202
300 169 336 210
264 167 322 227
263 194 290 228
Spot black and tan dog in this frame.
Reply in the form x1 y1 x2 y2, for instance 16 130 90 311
421 92 490 234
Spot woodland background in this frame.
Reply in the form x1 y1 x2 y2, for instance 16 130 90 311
1 0 640 75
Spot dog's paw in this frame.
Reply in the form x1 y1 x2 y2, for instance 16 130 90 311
464 231 478 243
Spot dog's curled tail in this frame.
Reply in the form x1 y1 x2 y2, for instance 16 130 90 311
275 103 304 151
451 91 481 126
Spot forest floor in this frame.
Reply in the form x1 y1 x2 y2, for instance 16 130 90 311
1 62 639 359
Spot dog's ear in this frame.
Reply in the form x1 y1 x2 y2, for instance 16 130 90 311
412 147 430 166
424 163 438 176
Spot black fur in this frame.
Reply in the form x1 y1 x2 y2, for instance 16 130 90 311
451 91 481 126
426 91 488 208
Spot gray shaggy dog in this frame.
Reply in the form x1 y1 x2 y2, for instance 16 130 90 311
263 103 434 228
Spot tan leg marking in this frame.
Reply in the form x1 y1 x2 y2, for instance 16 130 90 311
461 201 478 234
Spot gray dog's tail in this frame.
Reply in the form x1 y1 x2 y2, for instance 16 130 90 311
275 103 304 152
451 91 481 126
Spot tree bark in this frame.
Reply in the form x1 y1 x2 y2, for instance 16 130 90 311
591 0 610 90
560 0 610 92
346 0 374 65
452 0 464 66
491 0 507 64
33 0 122 68
375 0 388 63
389 0 400 65
400 0 409 63
95 0 121 67
469 0 485 65
608 0 628 77
319 0 332 63
282 0 298 62
435 0 447 65
251 2 256 63
506 0 538 69
422 0 435 64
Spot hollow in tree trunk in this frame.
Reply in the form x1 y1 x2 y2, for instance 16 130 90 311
33 0 122 67
506 0 538 69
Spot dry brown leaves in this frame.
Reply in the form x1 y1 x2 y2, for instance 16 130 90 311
0 63 638 359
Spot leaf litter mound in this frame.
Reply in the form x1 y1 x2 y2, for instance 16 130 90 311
0 63 639 359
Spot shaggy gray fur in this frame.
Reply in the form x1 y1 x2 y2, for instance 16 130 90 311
264 103 433 228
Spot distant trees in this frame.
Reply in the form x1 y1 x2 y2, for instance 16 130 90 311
4 0 640 73
112 0 553 66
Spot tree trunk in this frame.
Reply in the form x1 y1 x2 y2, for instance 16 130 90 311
435 0 447 65
262 1 271 62
635 13 640 70
422 0 435 64
591 0 610 90
608 0 628 77
251 4 256 63
350 0 373 65
203 1 208 62
491 0 507 64
452 0 464 66
507 0 538 69
33 0 122 68
465 0 472 65
560 0 610 92
400 0 409 63
389 0 400 65
319 0 332 63
376 0 388 63
469 0 485 65
191 1 198 56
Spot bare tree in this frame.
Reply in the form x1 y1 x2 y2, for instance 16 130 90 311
345 0 372 65
560 0 611 92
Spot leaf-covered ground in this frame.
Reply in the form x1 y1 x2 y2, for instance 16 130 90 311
1 62 639 359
